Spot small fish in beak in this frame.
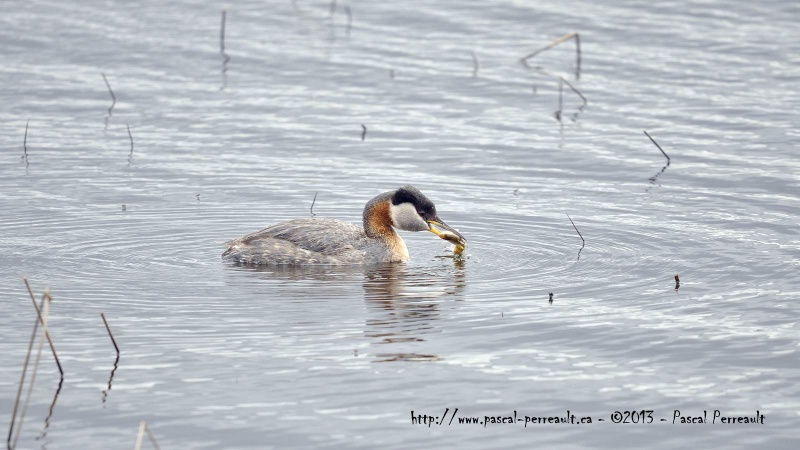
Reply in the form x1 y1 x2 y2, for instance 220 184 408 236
427 218 466 255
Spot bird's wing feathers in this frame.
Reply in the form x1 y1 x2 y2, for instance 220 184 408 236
228 218 365 255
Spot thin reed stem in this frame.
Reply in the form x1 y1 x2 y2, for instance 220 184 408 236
133 421 161 450
555 79 563 122
643 131 670 165
559 76 587 110
11 293 50 449
566 213 585 244
102 73 116 106
220 11 230 66
7 282 44 450
24 283 63 377
22 120 29 162
102 73 116 129
127 124 134 163
566 213 585 260
100 313 120 354
520 31 581 79
310 192 318 216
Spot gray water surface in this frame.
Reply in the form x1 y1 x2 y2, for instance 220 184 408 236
1 0 799 448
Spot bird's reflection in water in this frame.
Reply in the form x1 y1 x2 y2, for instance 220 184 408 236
363 260 466 362
228 258 466 362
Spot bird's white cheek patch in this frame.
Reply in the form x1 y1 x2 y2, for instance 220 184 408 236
389 203 428 231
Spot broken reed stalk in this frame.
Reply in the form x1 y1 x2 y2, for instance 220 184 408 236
127 124 134 163
220 11 226 55
23 120 29 161
100 313 120 406
102 73 116 129
310 192 318 216
520 31 581 79
102 73 116 111
554 79 564 122
344 5 352 37
133 421 145 450
361 124 367 141
566 213 585 245
220 11 230 66
11 293 50 450
566 214 585 260
471 51 479 77
100 313 120 354
643 131 670 165
24 281 63 377
555 76 587 121
559 76 587 110
133 421 161 450
7 287 46 450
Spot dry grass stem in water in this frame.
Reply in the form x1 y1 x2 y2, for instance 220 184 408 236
566 214 585 244
555 77 587 121
24 281 63 377
126 124 134 163
100 313 120 405
555 79 563 122
133 420 161 450
471 51 479 77
643 131 671 165
220 11 230 68
100 313 120 354
566 213 585 260
361 124 367 141
102 73 116 130
310 192 318 216
520 31 581 79
560 76 587 110
7 285 46 450
22 119 29 163
102 73 116 112
11 292 51 449
8 281 60 450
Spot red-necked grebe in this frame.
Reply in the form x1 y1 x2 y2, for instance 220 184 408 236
223 186 466 265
